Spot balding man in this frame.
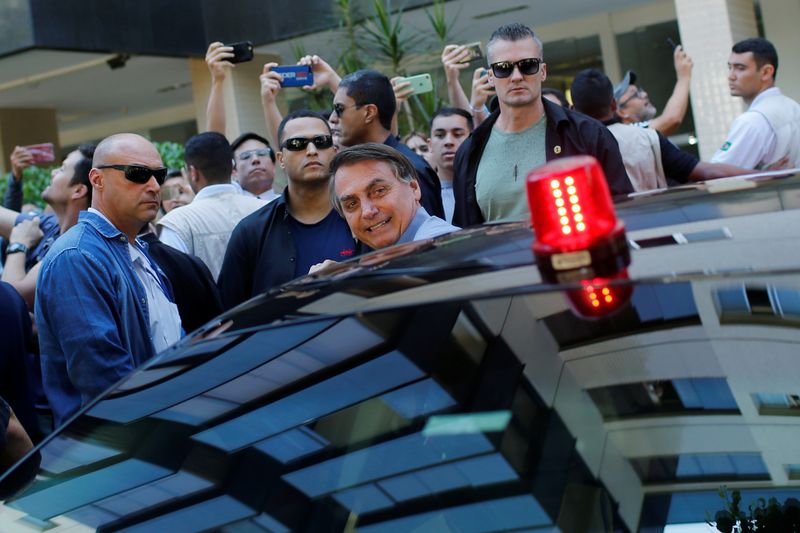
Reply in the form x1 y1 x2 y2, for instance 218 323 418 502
35 133 182 427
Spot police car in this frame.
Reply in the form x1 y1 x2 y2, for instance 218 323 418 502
1 159 799 532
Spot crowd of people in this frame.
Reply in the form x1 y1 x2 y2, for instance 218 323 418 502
1 22 798 461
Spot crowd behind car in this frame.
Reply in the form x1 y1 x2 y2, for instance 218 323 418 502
0 21 798 469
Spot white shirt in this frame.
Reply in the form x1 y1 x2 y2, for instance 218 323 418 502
711 87 780 168
440 180 455 223
88 208 182 352
159 183 242 254
233 181 280 203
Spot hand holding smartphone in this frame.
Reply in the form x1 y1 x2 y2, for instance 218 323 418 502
224 41 254 64
458 41 484 64
272 65 314 88
394 73 433 95
22 143 55 164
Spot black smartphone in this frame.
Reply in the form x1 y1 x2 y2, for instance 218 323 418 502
226 41 254 64
666 38 678 51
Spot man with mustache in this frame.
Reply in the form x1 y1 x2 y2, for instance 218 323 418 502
36 133 181 427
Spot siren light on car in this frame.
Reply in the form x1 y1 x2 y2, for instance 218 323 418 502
566 270 633 318
526 155 630 283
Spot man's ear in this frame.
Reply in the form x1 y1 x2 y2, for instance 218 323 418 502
88 168 103 191
276 150 285 169
410 178 421 202
71 183 89 200
540 62 547 83
363 104 379 125
761 63 776 82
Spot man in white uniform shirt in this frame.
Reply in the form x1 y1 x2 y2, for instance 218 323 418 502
711 37 800 169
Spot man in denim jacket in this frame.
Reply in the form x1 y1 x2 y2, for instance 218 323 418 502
36 134 182 427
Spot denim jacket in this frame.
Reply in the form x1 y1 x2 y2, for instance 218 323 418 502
35 211 174 427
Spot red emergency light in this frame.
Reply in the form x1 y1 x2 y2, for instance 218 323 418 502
526 155 630 283
566 270 633 318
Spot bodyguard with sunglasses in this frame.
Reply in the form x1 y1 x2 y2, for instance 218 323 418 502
453 24 631 228
36 133 182 427
218 111 356 310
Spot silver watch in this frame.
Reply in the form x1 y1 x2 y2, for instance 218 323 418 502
6 242 28 255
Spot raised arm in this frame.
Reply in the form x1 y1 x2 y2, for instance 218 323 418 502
205 42 235 134
441 45 471 110
259 62 285 149
650 45 693 136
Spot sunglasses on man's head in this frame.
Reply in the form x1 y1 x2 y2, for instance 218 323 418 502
97 164 168 185
490 58 542 79
238 148 272 161
282 135 334 151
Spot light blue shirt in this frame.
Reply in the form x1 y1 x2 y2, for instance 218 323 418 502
397 207 459 245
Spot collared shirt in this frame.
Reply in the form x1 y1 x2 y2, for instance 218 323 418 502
89 208 181 353
36 210 179 426
711 87 784 168
234 181 280 203
395 207 459 246
441 180 455 223
160 183 242 254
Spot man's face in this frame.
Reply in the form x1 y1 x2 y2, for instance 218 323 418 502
276 117 336 184
617 84 657 122
331 88 368 147
42 150 82 207
160 176 194 213
334 159 421 250
234 139 275 195
428 114 470 174
487 37 547 108
405 134 429 158
94 138 164 232
728 51 770 100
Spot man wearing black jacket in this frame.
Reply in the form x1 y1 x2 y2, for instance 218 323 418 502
217 110 356 310
453 24 631 227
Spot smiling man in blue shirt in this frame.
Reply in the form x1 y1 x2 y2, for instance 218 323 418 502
36 133 181 427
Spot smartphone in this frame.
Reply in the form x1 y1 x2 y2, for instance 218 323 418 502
459 41 484 63
666 38 678 51
398 73 433 95
226 41 254 64
23 143 55 164
272 65 314 87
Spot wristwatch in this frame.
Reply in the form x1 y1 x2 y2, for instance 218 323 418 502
6 242 28 255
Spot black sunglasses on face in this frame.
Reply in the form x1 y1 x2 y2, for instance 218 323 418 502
490 58 542 79
282 135 334 151
332 102 362 117
97 165 168 185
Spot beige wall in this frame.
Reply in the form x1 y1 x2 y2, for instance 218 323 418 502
0 108 59 174
761 0 800 101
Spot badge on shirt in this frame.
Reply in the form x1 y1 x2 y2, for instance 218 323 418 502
720 141 732 152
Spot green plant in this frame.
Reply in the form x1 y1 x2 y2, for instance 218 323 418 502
334 0 367 74
153 141 185 170
425 0 459 48
709 487 800 532
0 166 54 209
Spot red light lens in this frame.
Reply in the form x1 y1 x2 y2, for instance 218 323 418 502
566 269 633 318
526 156 619 254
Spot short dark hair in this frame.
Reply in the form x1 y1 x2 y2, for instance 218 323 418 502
70 143 96 205
230 132 275 163
430 107 474 131
542 88 569 108
732 37 779 79
570 69 614 121
184 132 233 185
339 70 396 131
329 143 418 216
487 23 543 63
277 109 331 146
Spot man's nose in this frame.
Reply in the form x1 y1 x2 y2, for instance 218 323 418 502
510 64 524 81
306 141 319 155
362 199 378 218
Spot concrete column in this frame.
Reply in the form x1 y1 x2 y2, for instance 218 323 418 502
0 108 60 174
189 52 287 190
674 0 758 160
760 0 800 101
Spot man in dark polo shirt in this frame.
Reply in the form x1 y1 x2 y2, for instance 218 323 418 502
329 69 445 219
453 23 631 227
218 110 356 310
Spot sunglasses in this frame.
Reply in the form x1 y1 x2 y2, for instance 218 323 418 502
97 164 168 185
332 102 363 117
618 87 646 107
282 135 334 151
490 58 542 79
238 148 273 161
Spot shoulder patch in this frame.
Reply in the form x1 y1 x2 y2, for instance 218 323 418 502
720 141 732 152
